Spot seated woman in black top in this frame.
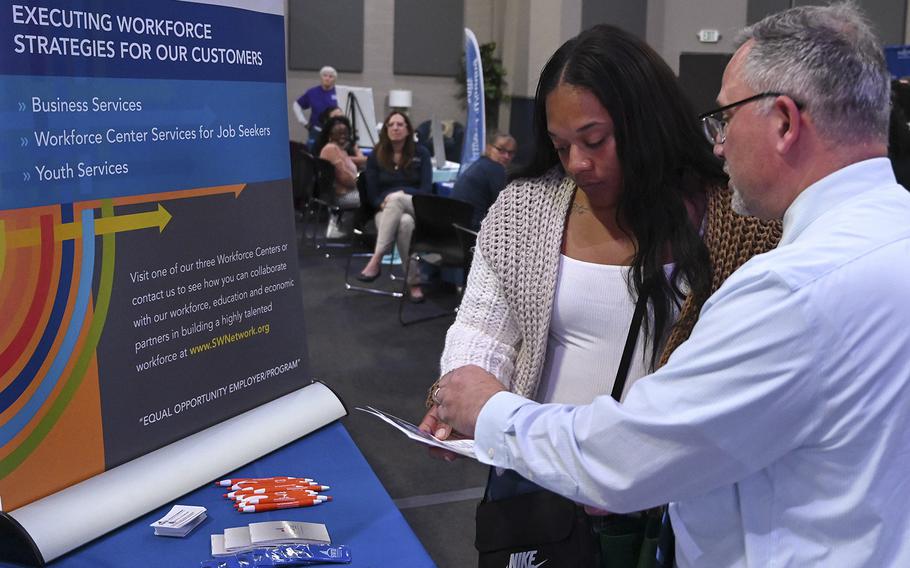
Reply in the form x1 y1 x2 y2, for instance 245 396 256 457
358 111 432 302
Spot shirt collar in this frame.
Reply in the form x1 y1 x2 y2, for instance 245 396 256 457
779 158 896 246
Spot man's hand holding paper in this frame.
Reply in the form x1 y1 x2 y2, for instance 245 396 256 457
433 365 506 439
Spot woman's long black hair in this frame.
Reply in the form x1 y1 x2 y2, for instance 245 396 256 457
518 24 726 368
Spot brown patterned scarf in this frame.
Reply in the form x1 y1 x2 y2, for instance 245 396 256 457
658 188 782 367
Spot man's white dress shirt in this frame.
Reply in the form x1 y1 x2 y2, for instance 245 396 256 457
474 159 910 566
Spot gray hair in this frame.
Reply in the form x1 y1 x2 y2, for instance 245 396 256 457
320 66 337 77
737 2 890 144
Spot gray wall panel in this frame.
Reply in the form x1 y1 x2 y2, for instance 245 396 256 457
288 0 364 72
747 0 791 24
651 0 747 74
752 0 905 44
394 0 464 76
581 0 647 38
678 52 733 115
856 0 907 45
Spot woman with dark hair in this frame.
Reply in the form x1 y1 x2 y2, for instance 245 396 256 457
316 116 363 210
512 21 726 365
316 107 367 170
418 24 780 560
358 111 433 302
316 104 344 128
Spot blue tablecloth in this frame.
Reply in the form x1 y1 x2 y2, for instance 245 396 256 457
432 165 459 183
433 182 455 197
2 422 432 568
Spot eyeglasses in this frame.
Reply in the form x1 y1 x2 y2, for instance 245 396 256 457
492 145 515 156
698 92 801 145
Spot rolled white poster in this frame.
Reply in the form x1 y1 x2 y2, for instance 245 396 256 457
8 381 345 563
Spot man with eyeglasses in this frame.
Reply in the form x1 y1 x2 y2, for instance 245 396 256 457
451 131 517 230
433 4 910 566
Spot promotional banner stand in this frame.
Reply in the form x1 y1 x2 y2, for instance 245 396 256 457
0 512 43 566
1 2 336 564
0 382 346 565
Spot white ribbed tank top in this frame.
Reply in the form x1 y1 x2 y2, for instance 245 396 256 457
536 255 677 404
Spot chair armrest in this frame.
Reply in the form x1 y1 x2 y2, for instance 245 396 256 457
452 223 478 237
311 198 342 217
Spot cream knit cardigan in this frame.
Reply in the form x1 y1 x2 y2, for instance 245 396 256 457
440 167 575 399
437 166 783 403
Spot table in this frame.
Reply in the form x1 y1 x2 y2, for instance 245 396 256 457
432 162 460 183
0 422 433 567
433 182 455 197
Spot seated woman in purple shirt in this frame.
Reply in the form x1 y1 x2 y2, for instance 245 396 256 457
357 111 432 302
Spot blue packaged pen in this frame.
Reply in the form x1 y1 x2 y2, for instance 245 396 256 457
200 544 351 567
253 544 352 565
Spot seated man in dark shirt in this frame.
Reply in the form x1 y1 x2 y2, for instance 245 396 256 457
451 131 516 230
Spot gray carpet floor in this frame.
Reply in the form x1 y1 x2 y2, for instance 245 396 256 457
296 221 488 568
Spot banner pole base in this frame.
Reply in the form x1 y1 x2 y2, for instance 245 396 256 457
0 512 44 567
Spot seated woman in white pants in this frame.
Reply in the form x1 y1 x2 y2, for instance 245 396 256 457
358 111 432 302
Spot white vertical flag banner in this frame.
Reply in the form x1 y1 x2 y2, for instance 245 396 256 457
459 28 485 175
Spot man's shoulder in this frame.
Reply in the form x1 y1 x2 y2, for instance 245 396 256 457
729 195 910 299
474 156 503 171
458 157 501 182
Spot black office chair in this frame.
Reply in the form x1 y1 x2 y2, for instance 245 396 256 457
300 155 331 243
398 194 474 325
343 176 404 298
452 222 479 281
289 142 316 217
305 158 350 253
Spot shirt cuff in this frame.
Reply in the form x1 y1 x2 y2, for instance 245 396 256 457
473 391 536 467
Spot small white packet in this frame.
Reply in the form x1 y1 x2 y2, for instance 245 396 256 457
150 505 207 537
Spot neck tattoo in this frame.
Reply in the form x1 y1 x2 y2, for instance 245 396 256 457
571 202 590 215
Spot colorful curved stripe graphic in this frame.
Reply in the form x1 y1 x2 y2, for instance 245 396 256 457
0 201 116 479
0 184 243 493
0 219 6 281
0 209 73 414
0 215 54 379
0 209 91 447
